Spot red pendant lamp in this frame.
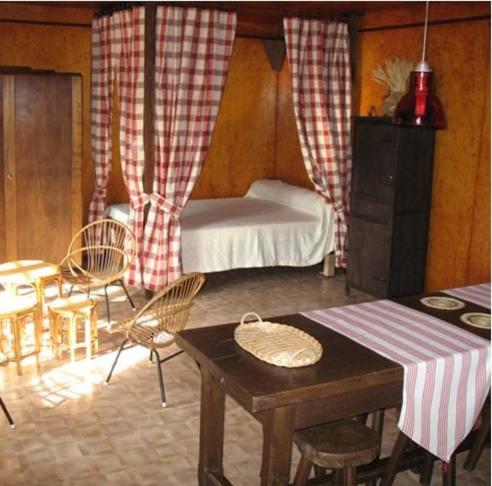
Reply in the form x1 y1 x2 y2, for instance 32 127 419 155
393 2 446 129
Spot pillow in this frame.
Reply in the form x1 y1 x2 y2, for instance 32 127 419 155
245 179 327 216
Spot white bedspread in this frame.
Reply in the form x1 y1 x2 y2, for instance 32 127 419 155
107 180 335 273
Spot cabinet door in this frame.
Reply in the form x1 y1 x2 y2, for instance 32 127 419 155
348 216 391 297
1 74 81 263
352 122 396 204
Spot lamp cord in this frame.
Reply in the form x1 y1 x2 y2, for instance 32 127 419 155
421 1 430 63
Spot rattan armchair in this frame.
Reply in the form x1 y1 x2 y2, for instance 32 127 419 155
105 272 205 407
60 219 136 324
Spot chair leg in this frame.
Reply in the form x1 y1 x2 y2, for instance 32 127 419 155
104 285 111 325
153 349 167 407
118 279 136 310
105 339 128 384
0 396 15 429
68 285 74 297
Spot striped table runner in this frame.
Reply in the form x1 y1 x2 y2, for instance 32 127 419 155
303 300 490 462
444 283 491 309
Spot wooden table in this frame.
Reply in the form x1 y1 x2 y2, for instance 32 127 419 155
177 314 403 485
176 293 490 486
0 259 61 324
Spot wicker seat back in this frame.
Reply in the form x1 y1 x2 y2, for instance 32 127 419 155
127 272 205 348
62 219 135 288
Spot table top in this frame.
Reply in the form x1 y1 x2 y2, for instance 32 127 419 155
0 259 59 284
176 292 490 415
177 312 402 414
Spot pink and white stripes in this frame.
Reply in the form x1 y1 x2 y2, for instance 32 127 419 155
303 300 490 462
444 283 491 309
283 18 352 268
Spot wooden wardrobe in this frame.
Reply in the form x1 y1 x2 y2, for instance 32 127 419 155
0 70 82 264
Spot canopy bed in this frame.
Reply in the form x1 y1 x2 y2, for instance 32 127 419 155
90 5 352 291
107 180 336 275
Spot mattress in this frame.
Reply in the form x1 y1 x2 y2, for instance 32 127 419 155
107 180 335 273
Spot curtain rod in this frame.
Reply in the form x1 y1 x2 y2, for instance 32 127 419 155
94 1 354 23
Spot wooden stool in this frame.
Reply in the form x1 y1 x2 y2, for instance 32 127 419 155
0 294 41 375
48 296 98 362
293 419 381 486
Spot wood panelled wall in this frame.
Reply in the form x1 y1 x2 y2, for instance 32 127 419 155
357 2 490 291
0 3 95 221
1 2 489 292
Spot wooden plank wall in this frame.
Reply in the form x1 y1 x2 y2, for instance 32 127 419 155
1 2 489 291
356 1 490 291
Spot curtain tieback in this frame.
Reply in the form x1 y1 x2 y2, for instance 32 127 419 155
93 186 107 200
149 193 182 218
130 193 150 210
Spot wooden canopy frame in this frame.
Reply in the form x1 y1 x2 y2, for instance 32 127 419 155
94 2 360 211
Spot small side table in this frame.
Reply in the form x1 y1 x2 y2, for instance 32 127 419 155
48 296 98 362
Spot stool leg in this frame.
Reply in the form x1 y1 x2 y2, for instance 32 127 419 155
344 467 357 486
56 315 62 359
381 431 412 486
293 456 312 486
32 314 41 370
85 317 91 360
11 319 22 376
91 308 98 355
69 316 76 363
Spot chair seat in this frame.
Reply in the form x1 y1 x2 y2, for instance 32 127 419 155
60 268 104 289
128 323 175 348
294 420 380 469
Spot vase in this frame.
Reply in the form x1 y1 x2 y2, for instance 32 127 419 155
382 91 404 117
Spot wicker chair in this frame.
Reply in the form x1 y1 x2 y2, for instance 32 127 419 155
60 219 136 324
105 272 205 407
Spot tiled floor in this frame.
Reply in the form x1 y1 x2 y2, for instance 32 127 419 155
0 265 490 485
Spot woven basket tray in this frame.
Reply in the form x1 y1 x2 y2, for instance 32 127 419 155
234 312 323 368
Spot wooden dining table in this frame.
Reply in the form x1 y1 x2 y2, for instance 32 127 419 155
175 292 490 486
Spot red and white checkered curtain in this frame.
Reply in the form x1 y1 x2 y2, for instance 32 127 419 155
284 18 352 267
113 7 146 286
89 15 117 223
143 6 236 291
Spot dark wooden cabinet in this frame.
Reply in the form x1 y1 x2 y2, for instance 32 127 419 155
347 117 436 298
0 71 82 263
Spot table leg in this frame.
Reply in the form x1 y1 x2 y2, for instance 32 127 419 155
260 405 295 486
199 368 226 485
